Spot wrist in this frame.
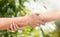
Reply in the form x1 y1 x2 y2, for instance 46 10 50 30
24 16 30 25
40 12 55 22
13 16 29 26
40 13 49 22
8 18 15 25
26 15 32 26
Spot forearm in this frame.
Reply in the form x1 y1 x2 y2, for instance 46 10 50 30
41 10 60 22
0 18 14 30
13 16 29 27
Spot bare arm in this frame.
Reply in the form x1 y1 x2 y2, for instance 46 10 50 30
0 17 28 30
40 10 60 22
0 18 13 30
0 14 45 31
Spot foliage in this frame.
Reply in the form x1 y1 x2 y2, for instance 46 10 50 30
0 0 31 37
0 0 28 17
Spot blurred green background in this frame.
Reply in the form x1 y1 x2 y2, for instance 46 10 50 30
0 0 60 37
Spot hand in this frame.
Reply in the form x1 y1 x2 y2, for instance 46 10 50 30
27 13 45 27
7 22 26 31
7 17 28 31
7 13 45 31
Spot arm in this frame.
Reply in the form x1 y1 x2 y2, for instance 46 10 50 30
0 17 28 30
40 10 60 22
0 18 13 30
0 14 45 31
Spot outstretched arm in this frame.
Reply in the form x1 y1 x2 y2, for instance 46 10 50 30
0 18 13 30
0 17 28 30
40 10 60 22
0 14 44 31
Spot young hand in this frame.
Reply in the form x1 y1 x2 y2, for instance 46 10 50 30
7 17 28 31
27 13 45 27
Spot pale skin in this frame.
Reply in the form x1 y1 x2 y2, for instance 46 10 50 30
0 10 60 31
0 14 44 31
40 10 60 22
0 17 29 31
0 18 13 30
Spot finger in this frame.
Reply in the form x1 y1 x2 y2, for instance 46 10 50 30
12 23 17 31
7 23 17 31
16 24 25 30
10 24 14 31
7 25 13 32
15 24 22 30
14 23 21 30
35 19 45 25
7 28 11 32
16 22 28 27
33 24 40 27
30 24 38 27
39 22 45 25
18 27 25 30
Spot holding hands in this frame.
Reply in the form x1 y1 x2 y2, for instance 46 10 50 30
8 10 60 31
8 13 45 31
0 10 59 31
